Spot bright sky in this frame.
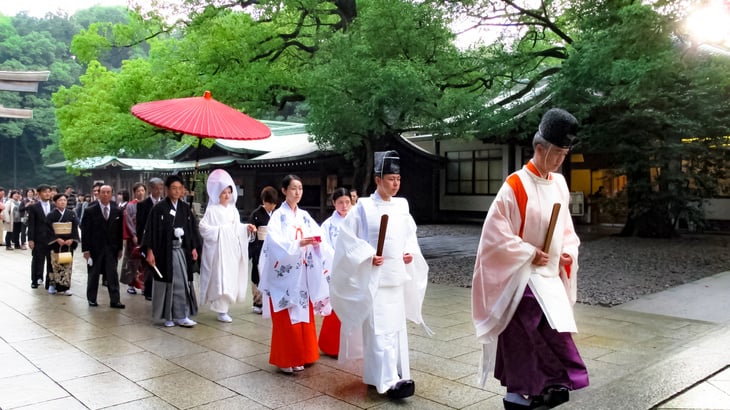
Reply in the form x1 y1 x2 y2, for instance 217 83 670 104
0 0 130 18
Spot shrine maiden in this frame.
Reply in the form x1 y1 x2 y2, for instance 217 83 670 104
258 174 331 373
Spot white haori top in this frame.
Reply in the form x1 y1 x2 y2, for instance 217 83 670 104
259 201 331 324
320 210 346 283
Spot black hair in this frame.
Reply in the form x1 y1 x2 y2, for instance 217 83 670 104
53 193 68 202
260 186 278 204
37 184 51 192
119 190 130 202
332 187 350 202
281 174 302 190
132 182 146 193
165 174 184 188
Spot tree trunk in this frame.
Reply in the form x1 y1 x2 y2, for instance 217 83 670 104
619 167 676 238
362 138 374 195
350 138 374 197
619 166 646 237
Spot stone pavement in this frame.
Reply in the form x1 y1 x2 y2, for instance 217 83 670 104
1 244 729 409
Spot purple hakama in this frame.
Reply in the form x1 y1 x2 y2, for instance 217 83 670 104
494 287 589 396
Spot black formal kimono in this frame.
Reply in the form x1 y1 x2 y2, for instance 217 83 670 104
142 197 201 322
136 196 158 299
46 208 79 292
248 205 272 288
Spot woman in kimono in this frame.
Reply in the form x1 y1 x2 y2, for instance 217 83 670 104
259 174 331 373
46 193 78 295
143 175 201 328
248 186 278 314
199 169 256 323
318 187 352 357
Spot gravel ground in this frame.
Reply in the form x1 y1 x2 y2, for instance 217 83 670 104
418 224 730 306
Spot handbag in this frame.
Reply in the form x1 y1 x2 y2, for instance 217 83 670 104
57 245 73 265
52 222 73 235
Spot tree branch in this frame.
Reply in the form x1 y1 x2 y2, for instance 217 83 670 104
496 66 561 106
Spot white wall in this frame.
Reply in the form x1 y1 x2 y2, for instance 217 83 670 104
706 198 730 220
440 194 495 213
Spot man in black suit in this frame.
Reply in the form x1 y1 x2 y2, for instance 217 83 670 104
81 185 125 308
136 177 164 301
27 184 53 289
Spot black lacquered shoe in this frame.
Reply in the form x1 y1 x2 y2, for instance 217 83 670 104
542 386 569 408
386 379 415 399
88 301 98 307
503 396 548 410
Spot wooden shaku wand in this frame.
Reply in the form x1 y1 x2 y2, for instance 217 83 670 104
543 203 561 253
376 214 389 256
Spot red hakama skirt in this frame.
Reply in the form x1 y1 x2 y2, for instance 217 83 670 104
318 310 341 357
269 300 320 368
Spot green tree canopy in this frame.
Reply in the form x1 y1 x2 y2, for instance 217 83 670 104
551 3 730 236
305 0 490 190
0 11 85 188
441 0 730 237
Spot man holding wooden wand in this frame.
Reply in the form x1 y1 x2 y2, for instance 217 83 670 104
330 150 429 399
472 108 589 410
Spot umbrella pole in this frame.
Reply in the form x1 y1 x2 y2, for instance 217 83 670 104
189 137 201 203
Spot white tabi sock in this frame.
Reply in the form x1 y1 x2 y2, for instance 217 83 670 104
505 392 532 405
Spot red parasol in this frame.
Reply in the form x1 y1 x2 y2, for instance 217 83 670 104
131 91 271 194
131 90 271 141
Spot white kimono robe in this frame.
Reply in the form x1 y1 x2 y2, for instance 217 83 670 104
321 211 346 250
199 203 251 313
331 192 429 394
472 160 580 385
320 210 345 283
258 202 331 324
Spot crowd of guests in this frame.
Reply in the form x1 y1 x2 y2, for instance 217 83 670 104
0 184 103 252
0 152 427 400
1 109 589 408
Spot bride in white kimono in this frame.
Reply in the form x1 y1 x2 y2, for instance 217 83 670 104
199 169 256 323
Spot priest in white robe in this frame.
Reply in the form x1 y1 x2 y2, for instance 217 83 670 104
199 169 256 323
331 150 429 399
472 108 588 410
